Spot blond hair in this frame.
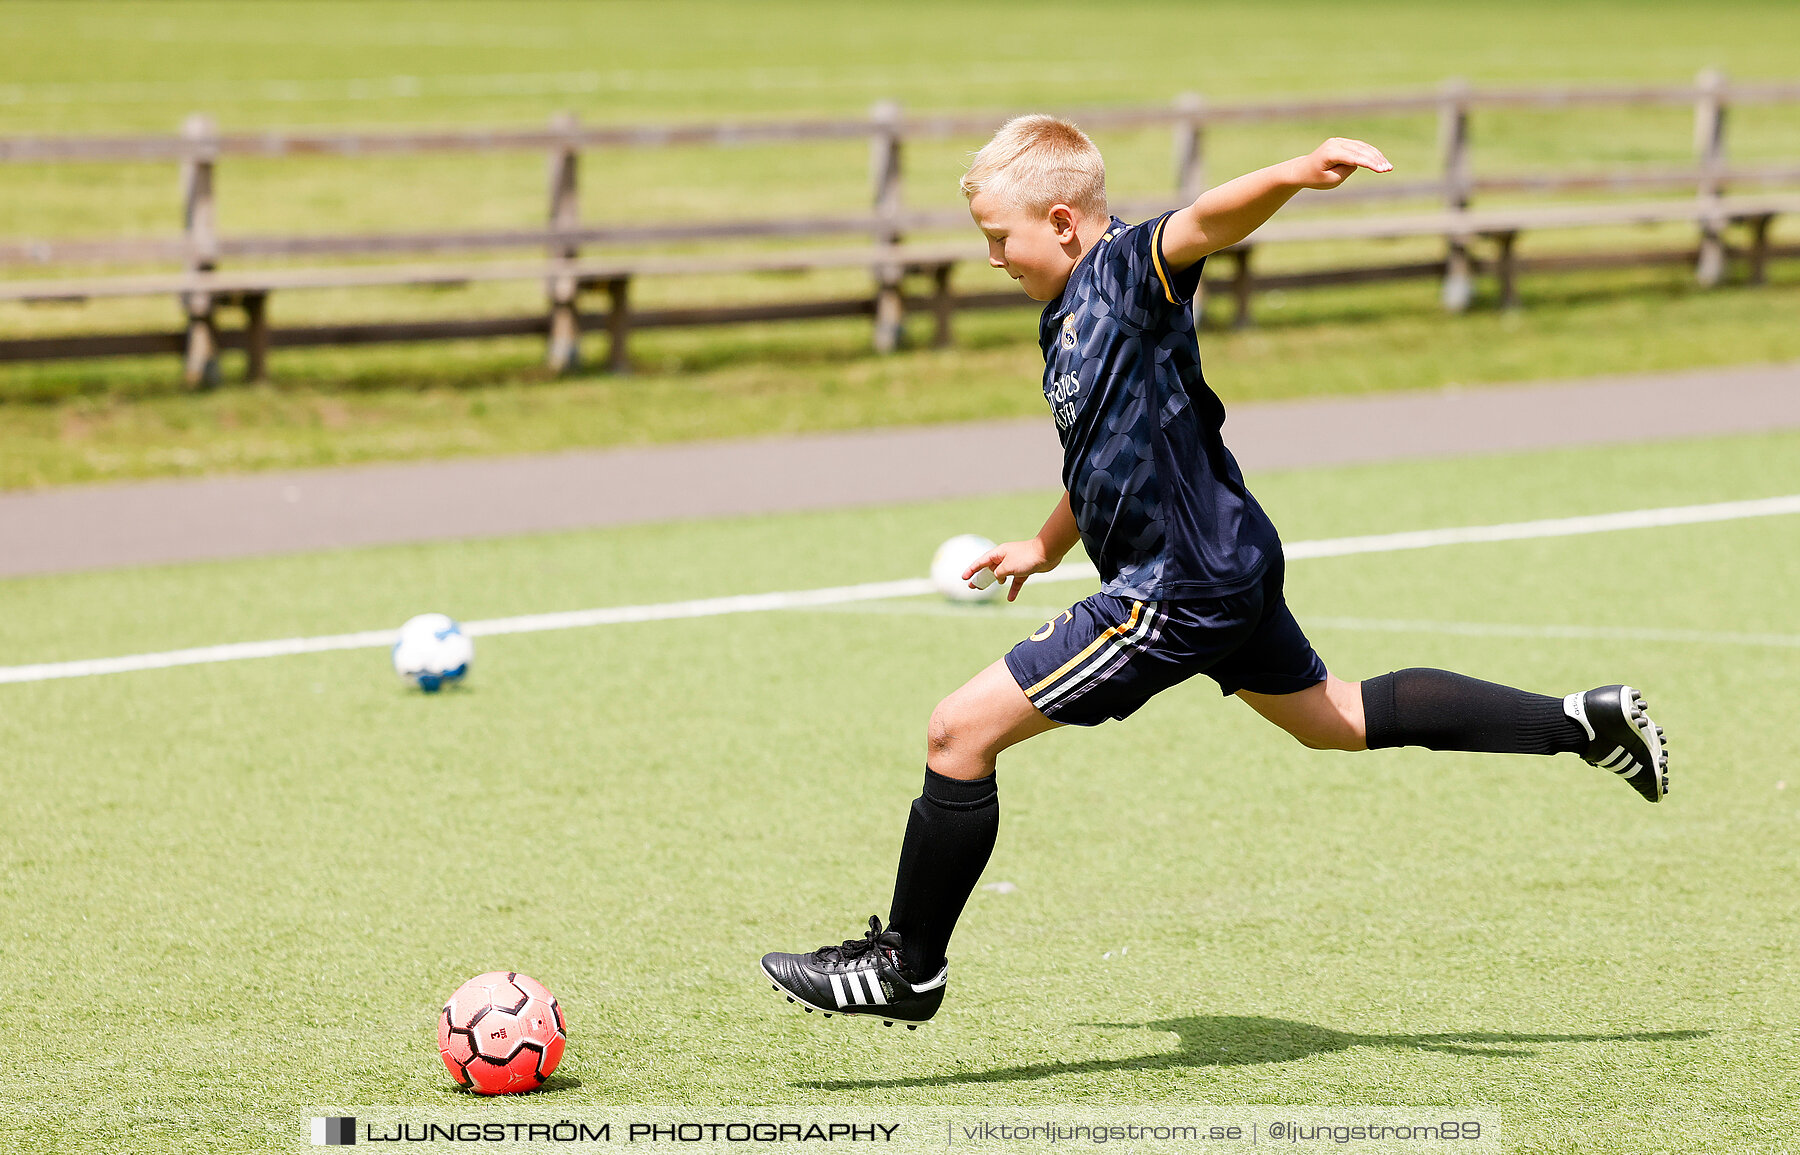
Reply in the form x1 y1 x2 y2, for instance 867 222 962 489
960 114 1107 217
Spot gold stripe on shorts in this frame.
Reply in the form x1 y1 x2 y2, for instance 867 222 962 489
1024 601 1145 697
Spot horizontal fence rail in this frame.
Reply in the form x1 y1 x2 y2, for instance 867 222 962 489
7 80 1800 163
10 168 1800 268
1 72 1796 385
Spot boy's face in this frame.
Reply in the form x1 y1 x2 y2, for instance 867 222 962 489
968 192 1091 302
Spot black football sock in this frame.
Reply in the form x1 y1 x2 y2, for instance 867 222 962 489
1362 668 1588 755
886 767 999 979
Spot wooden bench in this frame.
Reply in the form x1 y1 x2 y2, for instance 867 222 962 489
1212 193 1800 326
0 244 991 384
3 194 1793 383
4 74 1797 384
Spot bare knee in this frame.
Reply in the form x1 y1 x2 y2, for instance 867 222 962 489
1240 676 1369 753
926 695 993 780
1284 709 1367 752
1296 728 1366 752
1295 713 1369 752
927 694 980 763
926 699 958 761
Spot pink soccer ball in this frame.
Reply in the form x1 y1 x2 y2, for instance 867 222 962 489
437 971 567 1094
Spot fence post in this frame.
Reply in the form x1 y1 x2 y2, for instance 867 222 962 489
180 113 221 388
1230 247 1255 329
1493 231 1520 311
1437 78 1474 312
1694 67 1729 287
929 263 955 349
1173 92 1208 202
1746 213 1773 285
546 110 583 373
604 277 631 374
870 100 906 354
1173 91 1209 327
242 291 269 382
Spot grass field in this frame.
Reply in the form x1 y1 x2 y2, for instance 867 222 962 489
10 0 1799 252
4 430 1798 1153
3 0 1800 489
11 0 1800 134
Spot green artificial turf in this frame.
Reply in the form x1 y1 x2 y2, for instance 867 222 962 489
3 431 1798 1153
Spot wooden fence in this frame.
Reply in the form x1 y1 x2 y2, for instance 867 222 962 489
2 71 1797 386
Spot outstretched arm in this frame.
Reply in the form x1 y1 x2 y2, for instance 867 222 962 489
1159 138 1392 271
964 491 1081 601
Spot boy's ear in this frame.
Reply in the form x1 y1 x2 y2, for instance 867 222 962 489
1048 203 1078 242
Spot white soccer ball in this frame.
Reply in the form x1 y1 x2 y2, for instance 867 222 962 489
931 534 1002 603
391 613 473 692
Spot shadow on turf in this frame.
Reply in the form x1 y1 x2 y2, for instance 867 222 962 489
446 1074 584 1096
798 1015 1708 1090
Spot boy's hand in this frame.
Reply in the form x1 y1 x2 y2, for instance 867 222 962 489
1291 138 1392 190
966 539 1061 601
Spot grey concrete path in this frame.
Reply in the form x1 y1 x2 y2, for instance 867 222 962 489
2 360 1797 577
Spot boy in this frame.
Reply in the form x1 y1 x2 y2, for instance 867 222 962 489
760 116 1667 1028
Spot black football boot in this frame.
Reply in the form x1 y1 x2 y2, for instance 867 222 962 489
1565 684 1668 802
761 917 947 1028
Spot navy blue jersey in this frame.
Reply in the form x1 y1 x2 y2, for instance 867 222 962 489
1039 212 1281 599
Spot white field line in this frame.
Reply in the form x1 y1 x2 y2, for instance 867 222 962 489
0 578 935 686
2 494 1796 687
812 601 1800 649
1279 493 1800 560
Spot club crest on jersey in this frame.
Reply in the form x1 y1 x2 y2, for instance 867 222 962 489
1061 315 1077 349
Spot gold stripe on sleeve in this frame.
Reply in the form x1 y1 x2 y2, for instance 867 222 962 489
1149 214 1179 305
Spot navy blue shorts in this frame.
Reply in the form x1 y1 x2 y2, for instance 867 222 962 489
1003 556 1327 726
